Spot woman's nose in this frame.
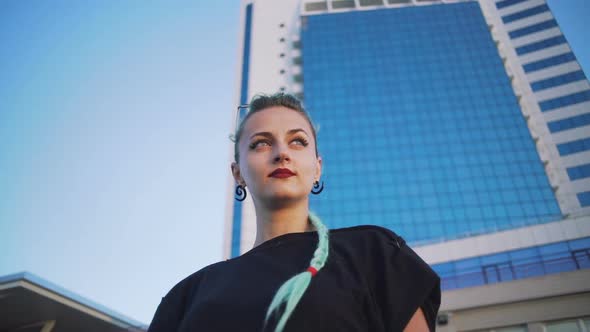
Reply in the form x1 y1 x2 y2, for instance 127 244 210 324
273 144 291 163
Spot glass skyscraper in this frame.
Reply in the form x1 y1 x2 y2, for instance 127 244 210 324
227 0 590 330
303 2 560 244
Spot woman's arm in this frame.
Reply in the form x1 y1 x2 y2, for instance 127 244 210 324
403 308 430 332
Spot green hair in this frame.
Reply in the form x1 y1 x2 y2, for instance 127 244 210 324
264 212 330 332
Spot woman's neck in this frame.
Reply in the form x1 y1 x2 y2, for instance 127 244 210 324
253 201 314 247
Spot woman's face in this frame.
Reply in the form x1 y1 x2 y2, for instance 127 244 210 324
232 106 322 207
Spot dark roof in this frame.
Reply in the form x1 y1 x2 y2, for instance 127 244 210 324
0 272 147 332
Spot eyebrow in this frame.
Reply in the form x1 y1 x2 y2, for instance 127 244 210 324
249 128 309 140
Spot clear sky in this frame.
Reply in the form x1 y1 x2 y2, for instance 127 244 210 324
0 0 239 325
0 0 588 326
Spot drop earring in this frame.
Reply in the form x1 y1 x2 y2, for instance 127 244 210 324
235 184 247 201
311 180 324 195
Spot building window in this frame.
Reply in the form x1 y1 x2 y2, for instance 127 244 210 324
333 0 355 9
509 19 558 39
566 163 590 181
544 318 590 332
304 2 328 12
496 0 529 10
531 70 586 91
578 191 590 207
546 320 578 332
516 35 567 55
493 326 528 332
547 113 590 133
572 249 590 269
523 53 576 73
359 0 384 6
502 4 549 24
540 90 590 112
483 262 515 284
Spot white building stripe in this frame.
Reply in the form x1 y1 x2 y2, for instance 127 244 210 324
561 150 590 168
415 216 590 264
526 61 581 82
510 27 562 48
542 101 590 122
570 178 590 193
517 43 571 64
551 125 590 145
495 0 545 16
535 81 590 101
502 11 553 31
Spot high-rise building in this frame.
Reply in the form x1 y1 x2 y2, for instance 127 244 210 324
225 0 590 330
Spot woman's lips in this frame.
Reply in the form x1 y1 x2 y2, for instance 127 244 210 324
269 168 296 178
271 173 295 179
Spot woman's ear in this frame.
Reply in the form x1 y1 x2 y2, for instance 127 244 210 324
231 162 244 185
315 156 323 180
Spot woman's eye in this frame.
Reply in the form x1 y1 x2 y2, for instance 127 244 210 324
250 140 270 149
291 138 309 146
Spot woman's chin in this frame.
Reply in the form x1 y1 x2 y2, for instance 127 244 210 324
264 190 307 204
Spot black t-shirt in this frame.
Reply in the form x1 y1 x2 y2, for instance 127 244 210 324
148 225 440 332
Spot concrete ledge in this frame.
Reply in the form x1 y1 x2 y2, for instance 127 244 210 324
441 269 590 311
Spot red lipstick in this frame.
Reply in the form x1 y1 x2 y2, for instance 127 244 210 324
269 168 296 178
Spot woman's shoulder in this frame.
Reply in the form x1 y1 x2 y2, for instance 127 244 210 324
329 225 434 279
148 260 232 331
330 224 399 235
162 259 230 301
329 224 406 248
330 225 440 331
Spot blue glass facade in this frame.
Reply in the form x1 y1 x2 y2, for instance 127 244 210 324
302 2 562 245
432 237 590 291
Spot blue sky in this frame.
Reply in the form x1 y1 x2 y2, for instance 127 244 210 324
0 1 239 325
0 0 588 326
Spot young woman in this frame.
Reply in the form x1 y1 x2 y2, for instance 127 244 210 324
148 93 440 332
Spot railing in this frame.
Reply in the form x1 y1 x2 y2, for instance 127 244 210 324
440 248 590 291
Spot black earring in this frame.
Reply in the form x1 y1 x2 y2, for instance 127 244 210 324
311 180 324 195
235 185 247 201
